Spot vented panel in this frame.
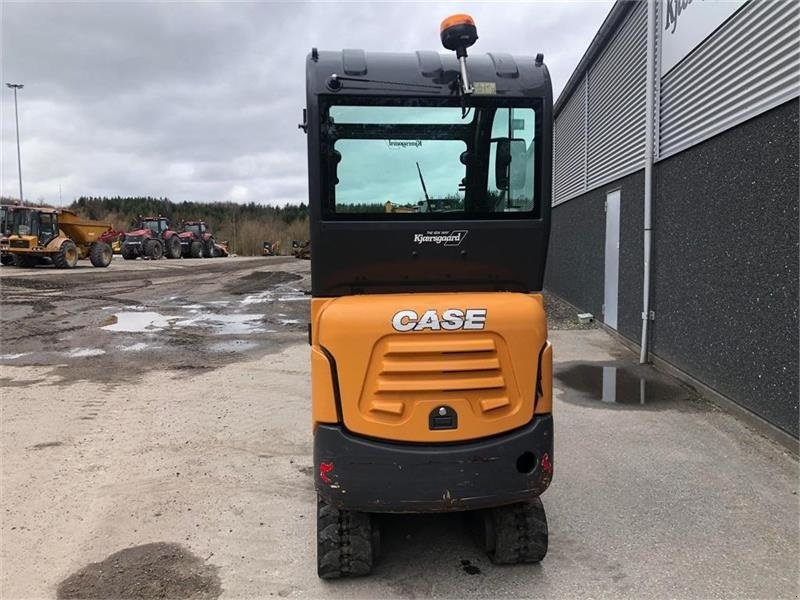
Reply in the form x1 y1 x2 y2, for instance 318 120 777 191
587 1 647 187
553 75 587 204
660 0 800 158
365 335 515 420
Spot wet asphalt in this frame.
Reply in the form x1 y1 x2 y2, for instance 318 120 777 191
0 256 309 385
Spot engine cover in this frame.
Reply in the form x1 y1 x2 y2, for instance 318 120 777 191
315 292 548 443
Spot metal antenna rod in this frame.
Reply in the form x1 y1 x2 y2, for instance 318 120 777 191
6 83 24 203
458 57 474 95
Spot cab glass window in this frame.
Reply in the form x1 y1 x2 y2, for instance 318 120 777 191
488 108 536 212
324 104 538 218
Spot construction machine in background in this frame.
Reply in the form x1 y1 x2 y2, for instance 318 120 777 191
121 216 182 260
0 207 114 268
383 201 419 214
292 240 311 259
214 240 230 257
99 229 125 254
305 14 554 578
1 204 19 265
263 241 281 256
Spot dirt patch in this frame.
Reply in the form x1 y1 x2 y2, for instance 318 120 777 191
226 271 304 295
56 542 221 600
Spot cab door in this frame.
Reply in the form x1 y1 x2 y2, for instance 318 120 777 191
38 213 58 246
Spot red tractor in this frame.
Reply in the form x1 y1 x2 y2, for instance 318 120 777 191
121 216 182 260
178 220 217 258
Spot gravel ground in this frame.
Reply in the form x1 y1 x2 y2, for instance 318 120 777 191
545 292 598 330
1 257 797 599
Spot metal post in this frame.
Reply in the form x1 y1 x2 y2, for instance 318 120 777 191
6 83 24 203
458 56 473 95
640 0 656 364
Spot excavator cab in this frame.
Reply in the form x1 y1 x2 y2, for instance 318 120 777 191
305 15 554 578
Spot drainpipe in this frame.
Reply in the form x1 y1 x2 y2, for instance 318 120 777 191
640 0 656 364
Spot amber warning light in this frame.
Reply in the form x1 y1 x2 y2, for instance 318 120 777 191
440 13 478 95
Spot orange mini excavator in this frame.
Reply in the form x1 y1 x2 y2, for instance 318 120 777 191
302 14 554 578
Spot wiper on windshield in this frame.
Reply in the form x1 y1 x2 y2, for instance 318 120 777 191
416 162 431 204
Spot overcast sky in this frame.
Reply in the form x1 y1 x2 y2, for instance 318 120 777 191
1 1 612 206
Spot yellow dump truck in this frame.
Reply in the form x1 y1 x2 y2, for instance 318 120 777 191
0 207 114 268
1 203 20 266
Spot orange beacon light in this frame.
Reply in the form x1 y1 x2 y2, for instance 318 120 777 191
440 14 478 94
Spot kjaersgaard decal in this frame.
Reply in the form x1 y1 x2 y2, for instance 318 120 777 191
386 140 422 148
413 230 468 246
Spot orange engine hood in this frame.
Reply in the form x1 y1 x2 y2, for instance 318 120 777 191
314 292 548 442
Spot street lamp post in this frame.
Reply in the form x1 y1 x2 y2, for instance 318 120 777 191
6 83 24 203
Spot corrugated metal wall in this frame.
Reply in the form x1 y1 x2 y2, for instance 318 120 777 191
659 0 800 158
586 1 647 187
553 76 587 203
553 0 800 204
552 3 646 204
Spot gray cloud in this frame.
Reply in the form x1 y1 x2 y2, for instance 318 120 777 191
1 1 612 205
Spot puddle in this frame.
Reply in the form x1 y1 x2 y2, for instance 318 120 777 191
56 542 221 600
209 340 259 353
0 353 30 360
276 292 308 302
174 313 267 335
279 318 301 325
555 363 692 408
117 342 150 352
103 310 272 335
241 289 308 305
241 291 273 305
68 348 106 358
103 312 177 332
227 270 303 296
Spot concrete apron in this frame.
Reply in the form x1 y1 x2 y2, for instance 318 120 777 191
547 328 798 598
3 328 797 599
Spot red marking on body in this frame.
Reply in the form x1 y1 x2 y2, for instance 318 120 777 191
319 461 334 484
540 453 552 473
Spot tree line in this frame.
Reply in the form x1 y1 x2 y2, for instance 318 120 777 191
69 196 309 256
